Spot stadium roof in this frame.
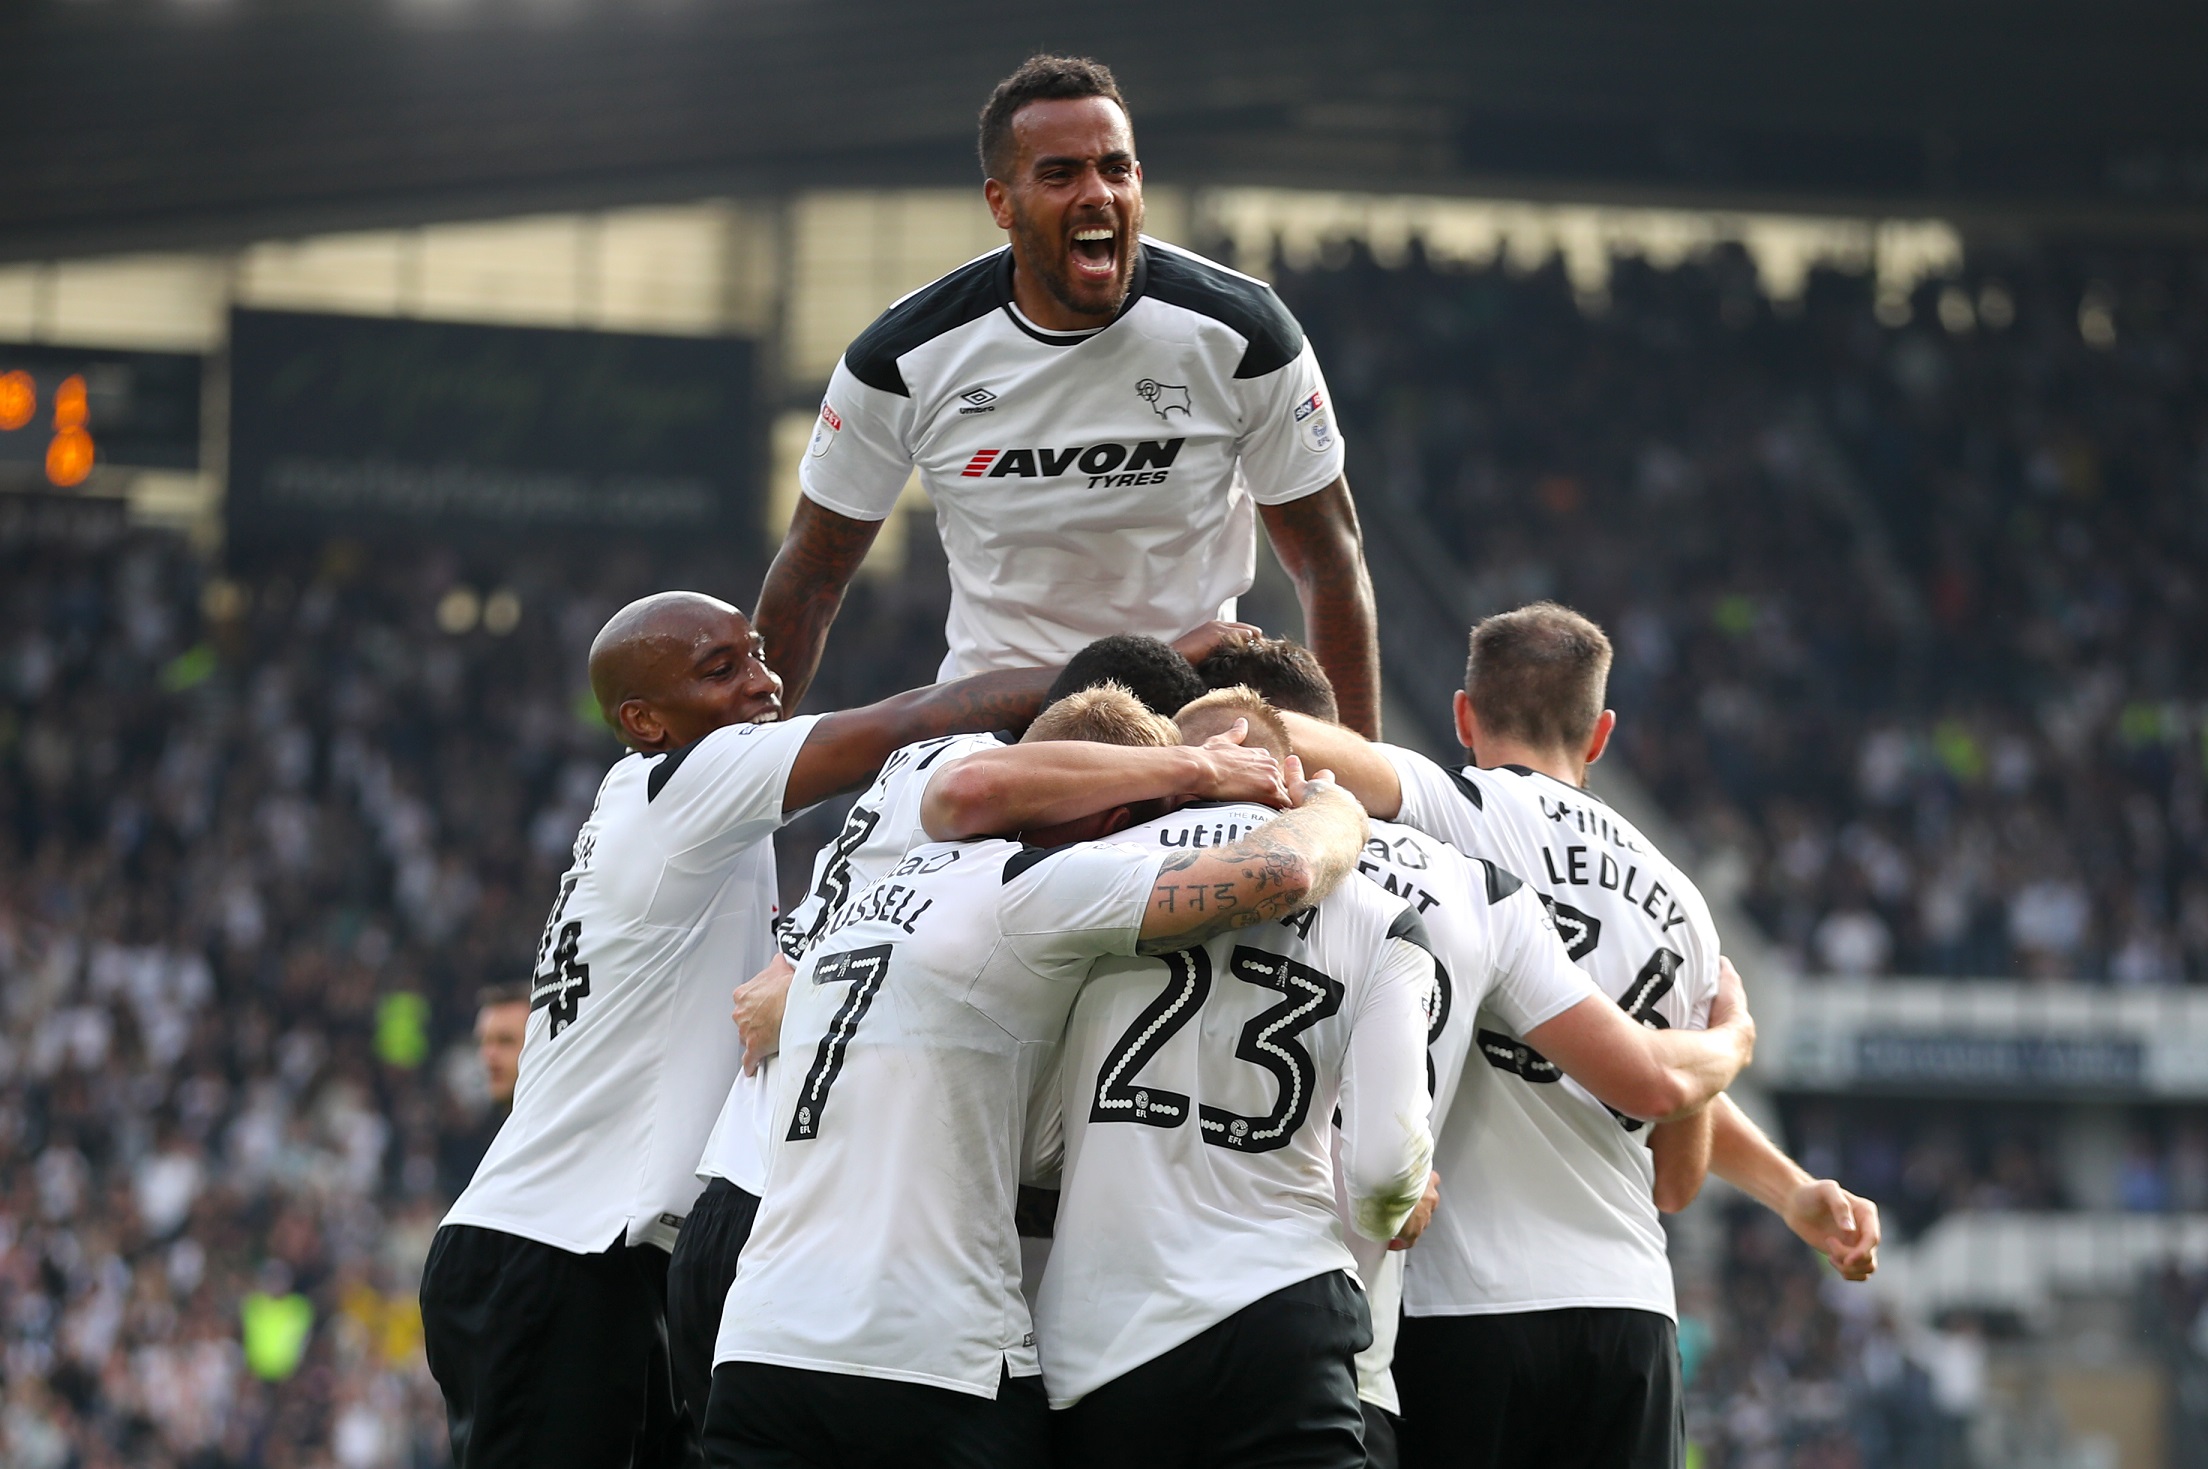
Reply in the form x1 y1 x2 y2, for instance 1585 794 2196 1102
4 0 2206 261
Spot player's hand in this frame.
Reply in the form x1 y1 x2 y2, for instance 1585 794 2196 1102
1706 955 1755 1067
1388 1170 1442 1251
1282 754 1341 809
733 952 795 1075
1193 718 1291 808
1784 1181 1881 1281
1170 619 1262 665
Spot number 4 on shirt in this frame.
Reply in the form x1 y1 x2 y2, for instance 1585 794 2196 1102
786 944 893 1142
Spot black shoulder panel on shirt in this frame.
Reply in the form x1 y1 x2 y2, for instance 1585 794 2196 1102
1446 767 1485 809
1002 842 1075 884
1385 903 1437 956
646 741 699 803
1478 859 1524 905
1139 244 1305 379
843 251 1010 397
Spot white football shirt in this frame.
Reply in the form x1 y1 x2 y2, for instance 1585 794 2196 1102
693 730 1006 1193
1341 818 1603 1410
1380 750 1721 1320
802 238 1346 678
715 837 1166 1398
443 715 818 1254
1035 802 1436 1409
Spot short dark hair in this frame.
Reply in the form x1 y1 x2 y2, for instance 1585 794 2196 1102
1464 602 1613 753
476 983 530 1011
978 54 1129 180
1048 635 1206 717
1197 635 1338 723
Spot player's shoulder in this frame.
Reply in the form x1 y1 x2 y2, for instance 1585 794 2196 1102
1136 238 1305 380
843 249 1013 397
641 714 819 805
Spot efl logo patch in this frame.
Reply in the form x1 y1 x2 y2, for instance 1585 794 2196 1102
1293 390 1335 453
808 401 842 458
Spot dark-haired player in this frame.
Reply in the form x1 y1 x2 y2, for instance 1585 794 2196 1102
1047 631 1214 716
751 53 1383 735
1199 631 1340 725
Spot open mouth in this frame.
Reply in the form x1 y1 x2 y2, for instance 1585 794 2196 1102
1070 225 1118 282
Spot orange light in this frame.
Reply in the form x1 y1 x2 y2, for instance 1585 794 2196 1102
54 374 88 431
46 427 94 487
0 370 32 431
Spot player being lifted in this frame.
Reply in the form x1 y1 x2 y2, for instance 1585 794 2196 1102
1279 607 1880 1469
704 690 1367 1468
1038 689 1761 1469
752 54 1384 735
418 595 1260 1469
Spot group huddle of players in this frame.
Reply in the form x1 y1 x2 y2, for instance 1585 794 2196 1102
412 52 1879 1469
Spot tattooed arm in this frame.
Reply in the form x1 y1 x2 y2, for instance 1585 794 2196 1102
783 666 1056 814
1136 761 1369 955
1257 478 1382 739
753 498 883 715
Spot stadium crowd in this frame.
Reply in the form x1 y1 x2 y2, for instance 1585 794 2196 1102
1278 238 2208 986
3 231 2200 1467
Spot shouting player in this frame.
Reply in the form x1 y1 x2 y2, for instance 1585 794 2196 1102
703 690 1368 1468
422 591 1078 1469
752 54 1383 735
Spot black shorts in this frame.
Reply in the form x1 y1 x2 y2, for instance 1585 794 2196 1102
1053 1269 1372 1469
666 1179 764 1434
1361 1400 1400 1469
1394 1308 1683 1469
703 1360 1048 1469
420 1223 696 1469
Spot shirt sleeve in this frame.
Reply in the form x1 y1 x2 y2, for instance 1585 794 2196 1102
999 841 1167 977
653 715 822 863
1232 339 1348 507
1482 884 1605 1035
1377 744 1484 855
1337 934 1437 1243
797 358 919 523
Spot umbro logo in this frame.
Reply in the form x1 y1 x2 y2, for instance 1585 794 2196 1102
1135 379 1192 418
957 386 999 415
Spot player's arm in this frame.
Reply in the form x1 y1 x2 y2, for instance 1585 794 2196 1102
921 720 1288 840
1338 935 1439 1243
1136 762 1367 955
1277 711 1405 819
1709 1094 1881 1280
1257 478 1382 739
1649 1109 1717 1214
753 498 883 715
1523 955 1756 1123
783 665 1056 814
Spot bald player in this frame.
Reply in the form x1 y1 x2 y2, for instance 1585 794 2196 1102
422 592 1089 1469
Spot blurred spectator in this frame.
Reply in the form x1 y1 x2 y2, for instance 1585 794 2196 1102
470 985 529 1112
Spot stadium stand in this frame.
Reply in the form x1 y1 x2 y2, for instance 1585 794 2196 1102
7 233 2208 1465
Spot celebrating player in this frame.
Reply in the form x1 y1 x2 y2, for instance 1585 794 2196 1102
1281 605 1880 1469
664 640 1288 1436
420 591 1089 1469
751 54 1383 735
703 690 1367 1468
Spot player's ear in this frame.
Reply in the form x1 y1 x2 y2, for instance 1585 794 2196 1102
1583 710 1617 768
984 177 1015 232
617 698 669 752
1453 690 1479 755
